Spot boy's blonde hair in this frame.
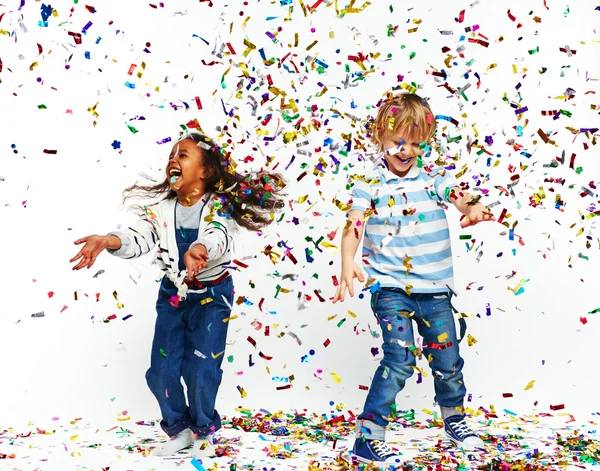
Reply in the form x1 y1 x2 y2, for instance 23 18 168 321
369 92 436 151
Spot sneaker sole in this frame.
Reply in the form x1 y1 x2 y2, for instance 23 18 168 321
445 433 483 452
352 453 401 466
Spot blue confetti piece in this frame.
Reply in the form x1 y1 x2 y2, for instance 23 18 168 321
84 51 90 59
190 458 206 471
82 21 92 34
124 82 135 89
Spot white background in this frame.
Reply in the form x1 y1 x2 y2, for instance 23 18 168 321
0 0 599 428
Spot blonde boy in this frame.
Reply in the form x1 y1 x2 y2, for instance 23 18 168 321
333 93 494 464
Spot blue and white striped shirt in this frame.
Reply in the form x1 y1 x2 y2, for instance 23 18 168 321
349 162 458 294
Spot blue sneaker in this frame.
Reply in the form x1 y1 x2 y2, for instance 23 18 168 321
444 415 484 451
352 438 402 465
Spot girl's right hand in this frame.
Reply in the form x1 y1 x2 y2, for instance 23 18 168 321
70 235 110 270
332 261 365 303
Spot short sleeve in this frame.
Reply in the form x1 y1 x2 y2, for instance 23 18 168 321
348 178 372 212
433 172 459 203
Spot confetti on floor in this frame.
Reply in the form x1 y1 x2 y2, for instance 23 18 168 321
1 409 599 470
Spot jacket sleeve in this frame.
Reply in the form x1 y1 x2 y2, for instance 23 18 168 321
189 203 234 260
106 216 159 259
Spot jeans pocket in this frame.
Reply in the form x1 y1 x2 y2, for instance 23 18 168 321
370 289 380 316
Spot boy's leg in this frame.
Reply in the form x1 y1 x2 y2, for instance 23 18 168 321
415 293 466 414
146 280 191 437
183 277 234 438
356 289 419 440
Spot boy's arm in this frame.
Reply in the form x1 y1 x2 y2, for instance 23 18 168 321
341 210 366 265
447 187 495 227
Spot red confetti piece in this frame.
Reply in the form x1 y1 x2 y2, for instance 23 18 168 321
359 385 369 390
48 291 54 298
258 351 272 360
276 384 292 390
127 64 137 75
247 336 256 347
580 317 588 325
507 9 523 27
455 9 465 23
194 96 202 110
332 275 339 287
43 149 58 154
503 393 514 398
323 339 331 347
550 404 565 411
232 259 249 269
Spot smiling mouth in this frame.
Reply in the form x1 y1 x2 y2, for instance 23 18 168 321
395 155 413 165
168 168 182 184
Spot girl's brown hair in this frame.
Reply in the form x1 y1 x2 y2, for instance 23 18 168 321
123 132 286 231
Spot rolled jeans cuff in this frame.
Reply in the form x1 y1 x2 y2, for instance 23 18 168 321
160 408 192 437
189 410 222 437
355 419 386 441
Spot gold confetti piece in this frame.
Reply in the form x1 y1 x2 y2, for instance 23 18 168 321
211 351 225 359
348 310 357 318
524 380 535 390
200 297 213 305
330 372 342 383
467 334 478 346
437 332 449 343
70 434 79 441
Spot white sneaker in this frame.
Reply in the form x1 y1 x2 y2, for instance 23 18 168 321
153 429 193 456
444 415 485 451
191 435 216 458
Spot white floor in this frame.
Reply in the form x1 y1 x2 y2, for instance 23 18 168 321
1 411 599 470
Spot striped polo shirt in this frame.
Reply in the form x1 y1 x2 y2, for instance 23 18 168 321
349 161 458 294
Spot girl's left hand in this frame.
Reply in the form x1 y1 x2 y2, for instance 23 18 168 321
184 244 209 279
460 203 496 228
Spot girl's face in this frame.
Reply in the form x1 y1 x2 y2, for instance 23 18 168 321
166 138 208 197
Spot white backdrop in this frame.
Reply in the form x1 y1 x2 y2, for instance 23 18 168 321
0 0 599 428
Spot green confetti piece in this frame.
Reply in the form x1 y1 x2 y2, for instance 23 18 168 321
227 355 234 363
127 124 138 134
588 308 600 314
159 348 167 358
38 104 47 109
459 235 472 240
337 318 346 328
409 51 416 60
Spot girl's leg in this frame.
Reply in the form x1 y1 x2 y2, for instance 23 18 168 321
146 280 191 437
183 277 234 437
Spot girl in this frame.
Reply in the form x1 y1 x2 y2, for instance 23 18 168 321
70 132 286 457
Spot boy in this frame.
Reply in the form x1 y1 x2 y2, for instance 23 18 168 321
333 92 494 464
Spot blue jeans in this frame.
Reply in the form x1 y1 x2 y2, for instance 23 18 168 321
146 275 233 437
356 288 467 440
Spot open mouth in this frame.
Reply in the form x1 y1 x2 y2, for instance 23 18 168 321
168 168 182 184
396 155 413 165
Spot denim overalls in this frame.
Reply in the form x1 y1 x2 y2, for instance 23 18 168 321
145 200 234 437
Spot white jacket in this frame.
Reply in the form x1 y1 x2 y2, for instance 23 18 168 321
108 192 234 299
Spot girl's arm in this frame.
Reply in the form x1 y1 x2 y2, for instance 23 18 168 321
106 218 159 259
189 212 233 260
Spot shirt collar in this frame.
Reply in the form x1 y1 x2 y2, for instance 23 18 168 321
376 160 421 183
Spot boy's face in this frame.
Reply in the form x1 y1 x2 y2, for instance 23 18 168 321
380 129 428 178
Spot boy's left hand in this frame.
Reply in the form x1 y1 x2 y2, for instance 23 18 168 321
460 203 496 228
184 244 209 279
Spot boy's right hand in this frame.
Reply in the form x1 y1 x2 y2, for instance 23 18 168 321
332 261 365 303
70 235 115 270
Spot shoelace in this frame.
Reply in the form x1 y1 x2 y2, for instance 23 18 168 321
371 440 395 458
448 419 475 439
